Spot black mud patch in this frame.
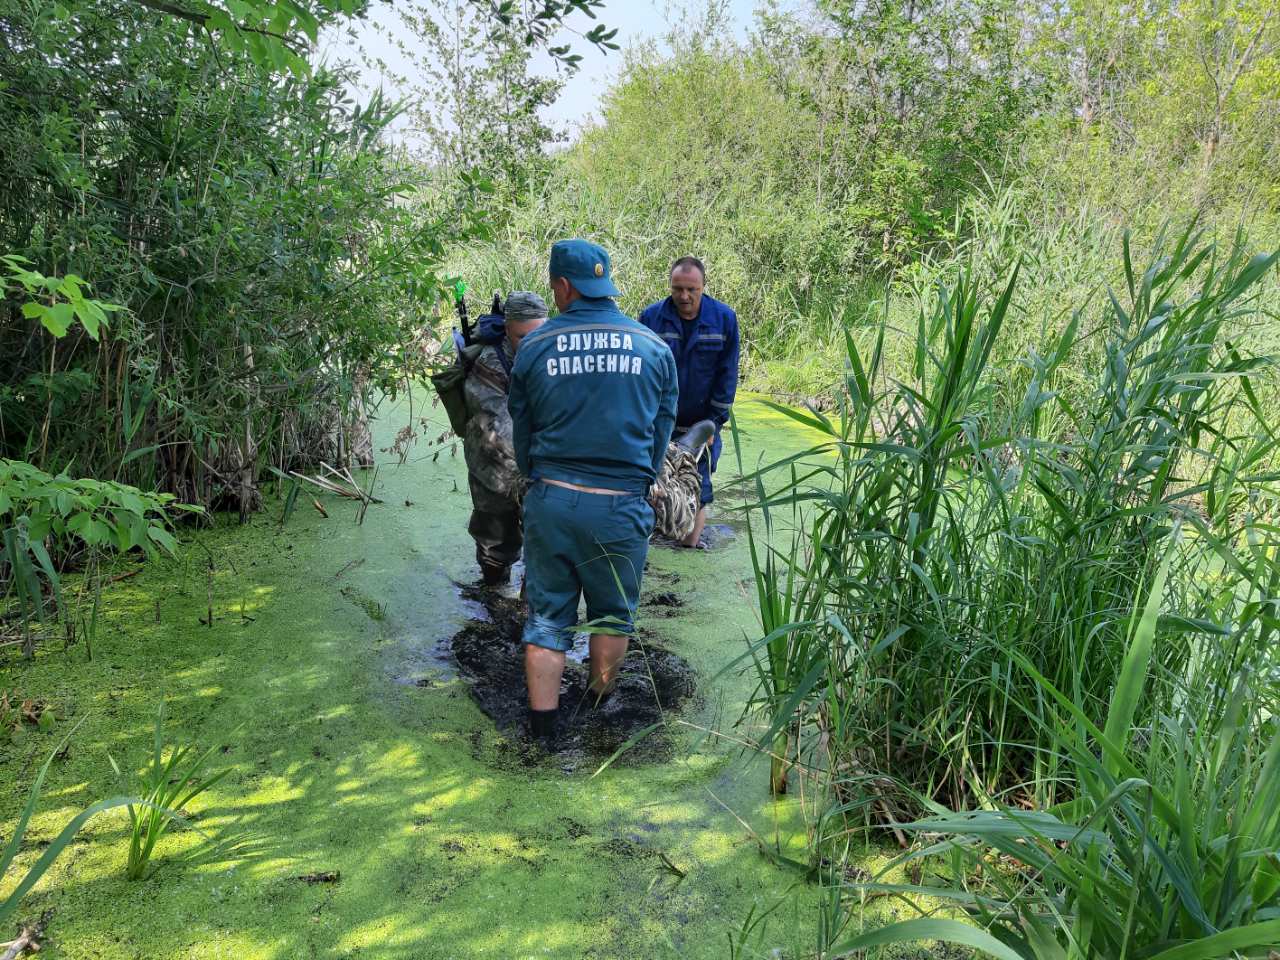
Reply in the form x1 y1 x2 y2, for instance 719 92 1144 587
644 591 683 608
641 590 684 618
437 582 698 769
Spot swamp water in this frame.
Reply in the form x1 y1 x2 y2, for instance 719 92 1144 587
1 394 825 959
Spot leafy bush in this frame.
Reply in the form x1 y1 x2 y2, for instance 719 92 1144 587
0 459 191 556
0 2 475 512
1 458 195 653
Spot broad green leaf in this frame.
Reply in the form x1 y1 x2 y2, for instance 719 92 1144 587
41 301 75 337
1147 920 1280 960
829 918 1028 960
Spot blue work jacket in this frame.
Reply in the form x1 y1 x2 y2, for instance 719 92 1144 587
509 297 678 494
637 294 739 429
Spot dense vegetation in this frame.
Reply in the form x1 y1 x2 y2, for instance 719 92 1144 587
739 229 1280 955
1 2 460 516
459 0 1280 394
4 0 1280 957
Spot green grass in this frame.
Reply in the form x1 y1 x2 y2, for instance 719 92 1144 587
842 539 1280 958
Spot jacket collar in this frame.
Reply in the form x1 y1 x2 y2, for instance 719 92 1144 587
560 296 622 319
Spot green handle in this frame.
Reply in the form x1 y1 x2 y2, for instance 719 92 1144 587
453 279 467 303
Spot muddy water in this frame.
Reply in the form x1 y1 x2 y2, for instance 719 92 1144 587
650 521 740 551
437 580 698 766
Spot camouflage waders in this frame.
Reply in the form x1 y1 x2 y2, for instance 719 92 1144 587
467 474 522 581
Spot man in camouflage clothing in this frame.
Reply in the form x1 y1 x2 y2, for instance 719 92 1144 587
462 292 712 586
463 292 547 586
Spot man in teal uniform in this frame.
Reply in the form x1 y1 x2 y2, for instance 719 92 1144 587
508 239 678 749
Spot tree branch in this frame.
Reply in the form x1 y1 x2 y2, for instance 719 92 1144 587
127 0 304 52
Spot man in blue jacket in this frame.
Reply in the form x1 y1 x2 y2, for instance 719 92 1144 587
508 239 678 749
639 257 740 547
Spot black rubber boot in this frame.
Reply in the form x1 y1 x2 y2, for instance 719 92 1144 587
676 419 716 461
481 563 511 587
529 707 558 751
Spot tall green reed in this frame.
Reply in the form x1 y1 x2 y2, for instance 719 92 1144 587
834 519 1280 959
737 224 1279 826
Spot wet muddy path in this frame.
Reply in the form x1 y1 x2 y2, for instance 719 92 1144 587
440 580 698 767
1 395 831 960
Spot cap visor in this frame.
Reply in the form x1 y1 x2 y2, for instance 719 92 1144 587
572 275 622 298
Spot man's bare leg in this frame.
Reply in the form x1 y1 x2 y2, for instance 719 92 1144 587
681 505 708 548
525 644 566 711
588 632 629 697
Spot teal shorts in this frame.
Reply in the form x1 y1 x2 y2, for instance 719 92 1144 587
521 482 654 652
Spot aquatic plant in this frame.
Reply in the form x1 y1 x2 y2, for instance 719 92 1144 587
110 704 233 881
741 224 1278 817
737 223 1280 953
833 535 1280 958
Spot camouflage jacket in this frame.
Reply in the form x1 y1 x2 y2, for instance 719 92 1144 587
463 343 521 501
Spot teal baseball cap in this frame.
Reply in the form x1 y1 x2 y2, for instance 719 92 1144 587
549 238 621 298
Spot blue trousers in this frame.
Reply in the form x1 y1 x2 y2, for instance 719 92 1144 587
521 482 654 652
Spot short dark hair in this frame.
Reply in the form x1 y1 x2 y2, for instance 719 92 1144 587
670 256 706 281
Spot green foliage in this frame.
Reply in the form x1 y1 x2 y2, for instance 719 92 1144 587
729 226 1280 955
1026 0 1280 218
2 720 139 927
1 1 453 506
1 458 193 652
738 226 1278 823
1 255 123 340
381 0 567 200
0 0 607 513
464 1 1280 398
109 703 234 882
448 2 1034 389
838 553 1280 959
119 0 616 77
0 459 193 556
